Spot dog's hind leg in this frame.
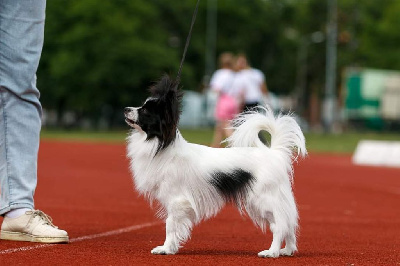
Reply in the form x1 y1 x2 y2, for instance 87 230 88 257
247 195 287 258
258 218 286 258
151 197 195 255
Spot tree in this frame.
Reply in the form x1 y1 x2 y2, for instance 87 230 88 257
39 0 181 125
37 0 400 128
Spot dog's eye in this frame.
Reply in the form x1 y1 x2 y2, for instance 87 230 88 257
141 107 148 114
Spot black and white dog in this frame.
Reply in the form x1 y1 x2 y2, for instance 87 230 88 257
124 75 306 258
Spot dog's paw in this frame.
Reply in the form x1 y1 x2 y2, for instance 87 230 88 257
151 245 176 255
258 249 279 258
279 247 296 256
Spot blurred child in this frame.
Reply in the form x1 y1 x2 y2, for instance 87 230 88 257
209 52 243 147
233 53 268 112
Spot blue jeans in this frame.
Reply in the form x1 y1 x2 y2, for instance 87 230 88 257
0 0 46 215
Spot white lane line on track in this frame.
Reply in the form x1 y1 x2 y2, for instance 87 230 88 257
0 221 162 255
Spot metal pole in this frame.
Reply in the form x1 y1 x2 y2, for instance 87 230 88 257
204 0 217 126
296 37 308 117
323 0 337 132
205 0 217 84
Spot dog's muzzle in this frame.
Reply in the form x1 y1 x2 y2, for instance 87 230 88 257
124 107 138 127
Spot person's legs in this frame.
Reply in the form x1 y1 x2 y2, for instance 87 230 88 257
222 120 234 139
244 102 259 112
0 0 68 243
0 0 46 215
211 121 224 148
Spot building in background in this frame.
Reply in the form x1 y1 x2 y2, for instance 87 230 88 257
343 68 400 130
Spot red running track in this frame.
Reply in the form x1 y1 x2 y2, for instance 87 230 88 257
1 141 399 265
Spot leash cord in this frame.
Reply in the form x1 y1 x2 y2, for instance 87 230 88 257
176 0 201 82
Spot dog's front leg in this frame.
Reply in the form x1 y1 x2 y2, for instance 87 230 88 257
151 198 195 255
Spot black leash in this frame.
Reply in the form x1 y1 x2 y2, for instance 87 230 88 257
176 0 201 82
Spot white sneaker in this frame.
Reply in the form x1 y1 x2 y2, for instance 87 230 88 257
0 210 69 243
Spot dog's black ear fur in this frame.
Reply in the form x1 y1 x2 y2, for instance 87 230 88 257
149 74 183 154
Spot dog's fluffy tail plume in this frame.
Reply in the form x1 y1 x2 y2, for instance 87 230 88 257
225 106 307 167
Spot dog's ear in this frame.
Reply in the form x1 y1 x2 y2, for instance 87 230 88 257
149 74 183 120
165 80 183 120
149 74 179 99
162 74 183 131
149 74 183 154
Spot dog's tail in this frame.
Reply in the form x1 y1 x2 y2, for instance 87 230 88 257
225 106 307 171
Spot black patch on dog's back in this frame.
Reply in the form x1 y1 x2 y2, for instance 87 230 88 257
209 169 255 206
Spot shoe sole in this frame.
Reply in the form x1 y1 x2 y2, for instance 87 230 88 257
0 230 69 243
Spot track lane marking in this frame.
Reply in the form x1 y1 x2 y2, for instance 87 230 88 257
0 221 162 255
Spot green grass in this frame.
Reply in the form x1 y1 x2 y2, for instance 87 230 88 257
41 129 129 143
305 132 400 153
41 128 400 154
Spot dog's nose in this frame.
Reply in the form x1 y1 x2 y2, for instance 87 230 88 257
124 107 131 114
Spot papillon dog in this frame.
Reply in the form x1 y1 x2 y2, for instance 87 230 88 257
124 75 307 258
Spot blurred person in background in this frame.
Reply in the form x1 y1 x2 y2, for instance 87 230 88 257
233 53 269 143
234 53 269 112
209 52 243 148
0 0 68 243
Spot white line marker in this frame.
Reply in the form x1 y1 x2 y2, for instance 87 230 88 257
0 221 161 255
0 243 55 255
